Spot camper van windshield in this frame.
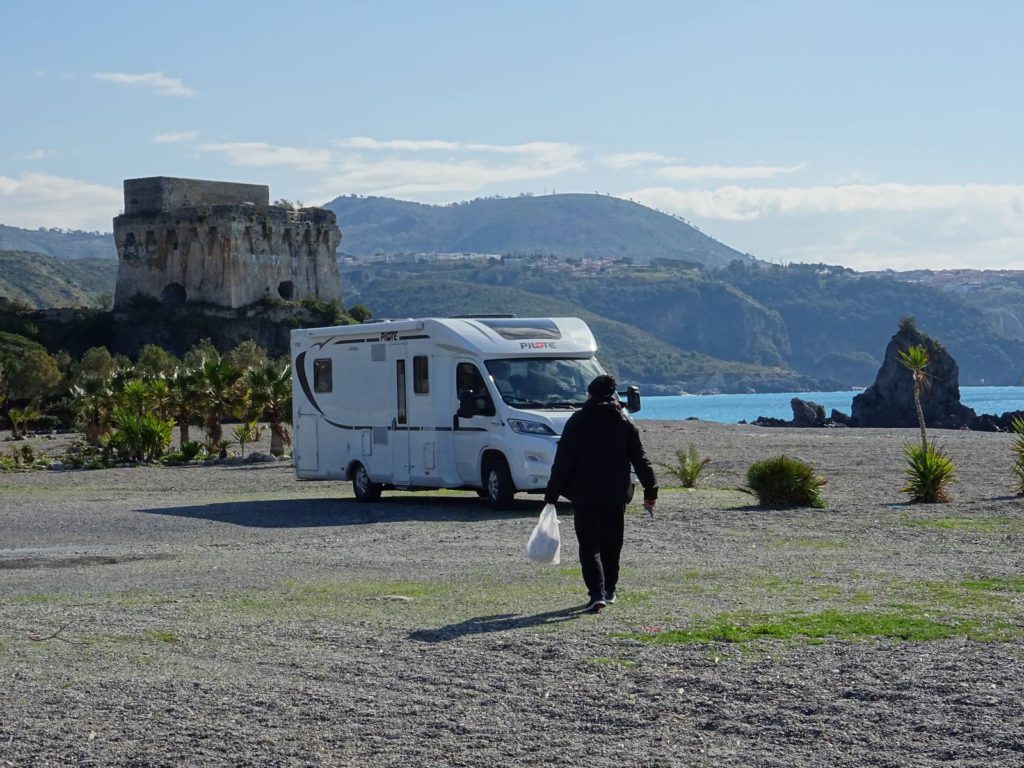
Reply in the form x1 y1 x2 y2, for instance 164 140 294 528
485 357 605 409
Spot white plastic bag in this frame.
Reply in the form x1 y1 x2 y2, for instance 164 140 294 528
526 503 561 564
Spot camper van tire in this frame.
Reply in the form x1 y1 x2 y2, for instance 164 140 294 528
352 463 383 502
485 456 515 511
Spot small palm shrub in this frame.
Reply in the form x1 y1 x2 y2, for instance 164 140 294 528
740 455 826 508
902 443 954 503
233 420 264 459
658 444 711 488
1010 417 1024 496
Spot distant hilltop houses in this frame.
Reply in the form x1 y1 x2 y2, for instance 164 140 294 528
349 250 697 275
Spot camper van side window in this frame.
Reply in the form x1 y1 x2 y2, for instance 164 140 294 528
313 359 332 393
396 359 407 425
413 356 429 394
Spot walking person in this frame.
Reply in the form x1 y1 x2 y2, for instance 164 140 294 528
544 375 658 613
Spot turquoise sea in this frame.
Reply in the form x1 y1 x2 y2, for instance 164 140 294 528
634 386 1024 425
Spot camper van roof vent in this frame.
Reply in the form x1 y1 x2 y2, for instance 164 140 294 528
474 318 562 341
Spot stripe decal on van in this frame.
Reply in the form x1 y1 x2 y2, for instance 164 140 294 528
296 350 483 432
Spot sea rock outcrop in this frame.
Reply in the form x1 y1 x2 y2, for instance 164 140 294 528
790 398 826 427
852 323 975 429
113 177 341 310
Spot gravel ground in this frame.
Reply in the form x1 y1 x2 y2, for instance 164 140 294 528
2 421 1024 767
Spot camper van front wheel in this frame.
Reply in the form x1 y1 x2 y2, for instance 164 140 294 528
485 457 515 511
352 463 382 502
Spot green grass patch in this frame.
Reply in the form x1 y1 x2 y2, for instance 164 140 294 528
960 576 1024 593
901 515 1024 533
145 630 178 643
584 656 637 668
620 609 985 644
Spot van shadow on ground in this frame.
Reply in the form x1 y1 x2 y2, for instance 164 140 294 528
140 495 548 528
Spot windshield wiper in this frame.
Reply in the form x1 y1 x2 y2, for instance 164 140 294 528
504 396 546 407
540 401 585 409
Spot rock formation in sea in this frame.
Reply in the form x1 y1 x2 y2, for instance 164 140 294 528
851 322 975 429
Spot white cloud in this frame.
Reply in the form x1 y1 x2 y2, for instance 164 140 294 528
24 149 55 161
0 172 121 231
627 182 1024 221
322 137 584 197
599 152 684 169
654 162 808 181
153 131 198 143
335 137 581 163
197 142 332 171
92 71 195 97
33 70 45 78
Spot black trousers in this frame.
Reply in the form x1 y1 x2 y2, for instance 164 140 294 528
573 504 626 599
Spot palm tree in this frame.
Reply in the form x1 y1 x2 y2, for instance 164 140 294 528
898 345 930 452
70 376 116 445
167 365 201 447
197 355 244 450
247 363 293 456
898 344 954 503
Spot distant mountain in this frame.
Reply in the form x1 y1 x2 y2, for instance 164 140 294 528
324 193 752 268
344 270 824 393
345 259 1024 388
0 224 115 261
0 250 116 308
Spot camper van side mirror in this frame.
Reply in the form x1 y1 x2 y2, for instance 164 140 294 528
457 390 478 418
623 385 642 414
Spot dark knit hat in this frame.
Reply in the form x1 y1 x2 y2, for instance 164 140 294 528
587 374 618 399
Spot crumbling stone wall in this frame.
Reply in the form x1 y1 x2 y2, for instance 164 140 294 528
113 177 341 309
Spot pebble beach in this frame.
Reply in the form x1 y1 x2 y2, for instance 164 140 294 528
2 420 1023 767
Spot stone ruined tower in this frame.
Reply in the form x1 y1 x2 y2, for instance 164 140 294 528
113 176 341 309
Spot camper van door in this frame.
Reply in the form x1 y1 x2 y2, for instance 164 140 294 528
453 359 496 485
389 343 411 485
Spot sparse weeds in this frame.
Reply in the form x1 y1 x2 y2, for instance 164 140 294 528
658 444 711 488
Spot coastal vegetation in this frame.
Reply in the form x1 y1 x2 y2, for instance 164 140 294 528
899 340 956 503
657 443 712 489
1011 416 1024 496
1 337 291 469
740 455 827 509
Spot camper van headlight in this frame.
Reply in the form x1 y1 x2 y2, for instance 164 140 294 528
508 419 556 436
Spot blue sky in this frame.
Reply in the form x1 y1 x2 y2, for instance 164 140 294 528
2 1 1022 270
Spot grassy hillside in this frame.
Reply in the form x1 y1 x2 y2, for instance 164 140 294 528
326 193 751 268
0 225 114 261
345 272 821 393
721 262 1024 386
0 250 117 308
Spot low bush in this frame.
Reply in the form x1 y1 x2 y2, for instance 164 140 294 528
658 443 711 488
1012 417 1024 496
740 455 826 508
903 443 955 503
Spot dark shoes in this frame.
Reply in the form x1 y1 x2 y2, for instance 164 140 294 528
605 590 616 604
584 595 607 613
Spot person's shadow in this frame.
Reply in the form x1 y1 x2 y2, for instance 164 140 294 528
409 604 591 643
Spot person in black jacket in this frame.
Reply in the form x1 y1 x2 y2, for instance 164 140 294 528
544 374 658 613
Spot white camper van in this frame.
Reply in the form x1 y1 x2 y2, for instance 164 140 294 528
290 316 640 509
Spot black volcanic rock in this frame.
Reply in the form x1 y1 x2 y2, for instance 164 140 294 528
791 398 826 427
852 324 975 429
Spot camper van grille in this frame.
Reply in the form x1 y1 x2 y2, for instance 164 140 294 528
371 344 386 362
373 427 388 445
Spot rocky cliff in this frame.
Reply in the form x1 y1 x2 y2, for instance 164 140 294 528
852 324 976 429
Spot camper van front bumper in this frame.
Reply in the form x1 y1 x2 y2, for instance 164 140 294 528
510 445 556 491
